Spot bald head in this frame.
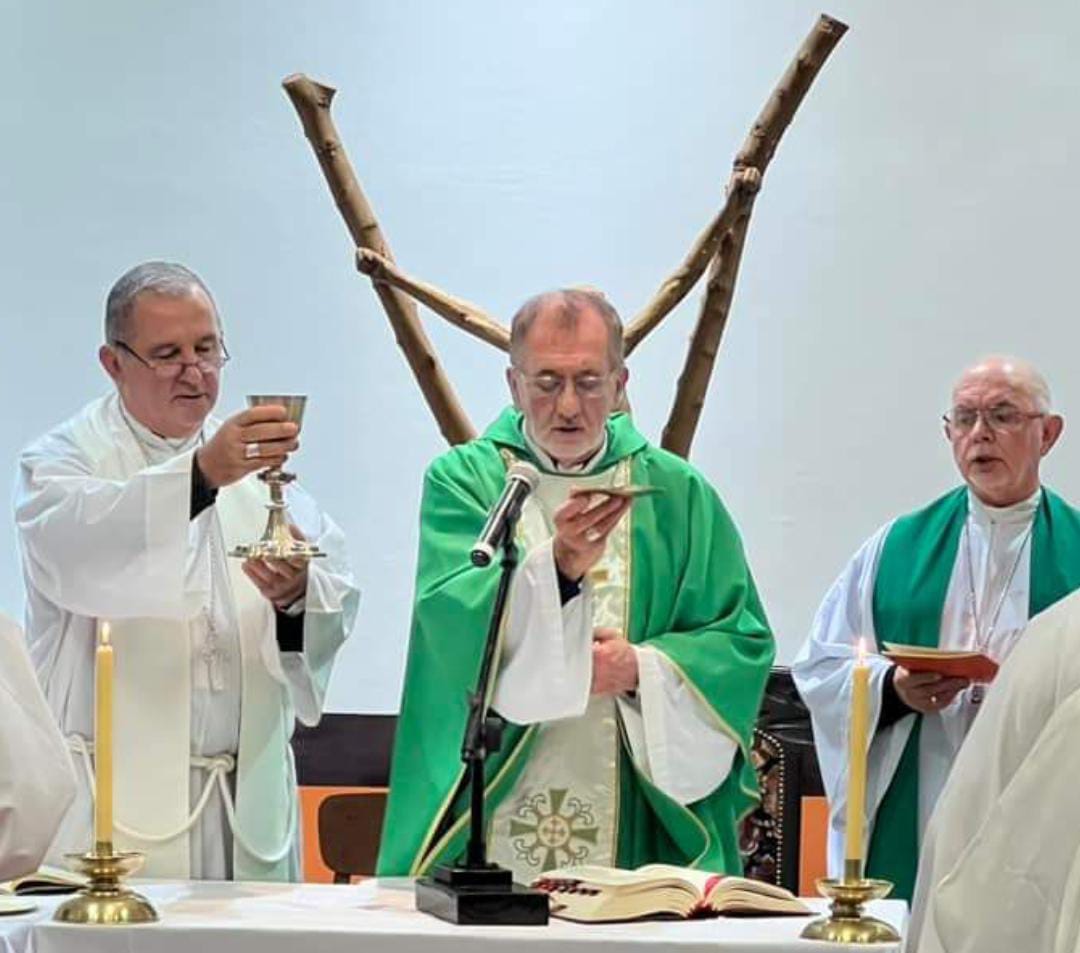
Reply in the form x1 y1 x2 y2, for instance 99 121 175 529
946 354 1063 507
952 355 1052 414
508 289 624 371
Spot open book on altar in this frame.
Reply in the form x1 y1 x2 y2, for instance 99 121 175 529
0 865 85 896
882 642 998 682
531 864 811 922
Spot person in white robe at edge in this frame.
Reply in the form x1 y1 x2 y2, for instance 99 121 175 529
15 261 360 881
792 356 1080 902
907 586 1080 953
0 612 76 881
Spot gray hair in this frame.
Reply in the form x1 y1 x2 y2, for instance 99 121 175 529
104 261 219 344
954 355 1053 414
508 288 624 370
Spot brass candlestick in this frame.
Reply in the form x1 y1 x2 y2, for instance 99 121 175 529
53 845 157 925
800 859 900 944
230 394 324 561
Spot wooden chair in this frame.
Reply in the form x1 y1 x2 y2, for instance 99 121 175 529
317 790 388 883
293 713 397 883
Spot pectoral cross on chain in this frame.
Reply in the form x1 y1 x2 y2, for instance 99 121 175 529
964 606 985 705
200 609 227 693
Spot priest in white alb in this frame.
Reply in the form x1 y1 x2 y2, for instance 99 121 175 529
16 261 359 881
378 289 774 882
0 612 76 880
792 356 1080 900
907 587 1080 953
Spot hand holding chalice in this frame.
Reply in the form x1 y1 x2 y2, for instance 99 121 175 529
218 394 324 561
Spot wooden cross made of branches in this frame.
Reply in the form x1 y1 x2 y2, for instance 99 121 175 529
282 14 847 458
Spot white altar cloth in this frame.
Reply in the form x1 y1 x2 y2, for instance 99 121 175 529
0 879 907 953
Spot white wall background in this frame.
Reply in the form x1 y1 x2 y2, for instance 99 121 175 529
3 0 1079 713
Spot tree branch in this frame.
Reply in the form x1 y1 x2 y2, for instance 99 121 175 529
356 248 510 352
733 14 849 175
661 213 753 457
624 168 760 356
282 73 475 445
661 14 848 458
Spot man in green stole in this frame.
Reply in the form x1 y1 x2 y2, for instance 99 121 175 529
378 289 774 883
793 356 1080 901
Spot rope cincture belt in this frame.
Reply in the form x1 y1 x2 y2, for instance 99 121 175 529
68 735 296 864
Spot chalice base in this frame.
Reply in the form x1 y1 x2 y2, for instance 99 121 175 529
230 523 326 560
229 473 324 561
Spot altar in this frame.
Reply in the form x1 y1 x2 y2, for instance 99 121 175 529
0 879 907 953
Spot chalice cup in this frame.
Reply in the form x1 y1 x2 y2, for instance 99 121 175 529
229 394 324 560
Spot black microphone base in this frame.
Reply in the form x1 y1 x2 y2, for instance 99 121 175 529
416 863 550 926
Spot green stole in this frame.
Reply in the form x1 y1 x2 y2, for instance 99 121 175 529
868 485 1080 900
376 408 774 877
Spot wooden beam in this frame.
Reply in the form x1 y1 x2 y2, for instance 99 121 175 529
661 14 848 457
356 248 509 352
624 168 759 356
282 73 475 445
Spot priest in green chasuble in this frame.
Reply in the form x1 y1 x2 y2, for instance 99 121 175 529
793 356 1080 901
378 289 774 883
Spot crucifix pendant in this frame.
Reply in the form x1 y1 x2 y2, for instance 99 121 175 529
199 611 227 693
206 646 227 692
197 640 227 693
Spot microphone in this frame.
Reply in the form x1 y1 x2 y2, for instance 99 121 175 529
470 462 541 567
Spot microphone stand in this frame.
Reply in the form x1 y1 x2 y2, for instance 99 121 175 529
415 512 550 925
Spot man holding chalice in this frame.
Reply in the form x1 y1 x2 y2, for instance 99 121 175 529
16 261 360 882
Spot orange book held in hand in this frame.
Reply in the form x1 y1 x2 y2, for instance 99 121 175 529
882 643 998 683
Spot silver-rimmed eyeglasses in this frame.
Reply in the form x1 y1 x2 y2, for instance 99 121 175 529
943 404 1044 434
514 369 616 400
113 339 230 379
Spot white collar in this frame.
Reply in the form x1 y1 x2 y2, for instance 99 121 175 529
115 393 203 466
522 421 608 475
967 485 1042 529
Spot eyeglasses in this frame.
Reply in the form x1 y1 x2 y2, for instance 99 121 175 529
113 339 230 379
514 369 616 400
943 404 1045 434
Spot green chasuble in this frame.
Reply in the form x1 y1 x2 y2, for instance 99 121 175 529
869 485 1080 900
377 408 774 877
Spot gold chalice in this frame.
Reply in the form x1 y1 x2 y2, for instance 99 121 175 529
229 394 324 560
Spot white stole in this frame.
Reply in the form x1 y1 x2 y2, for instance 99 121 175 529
71 406 297 880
